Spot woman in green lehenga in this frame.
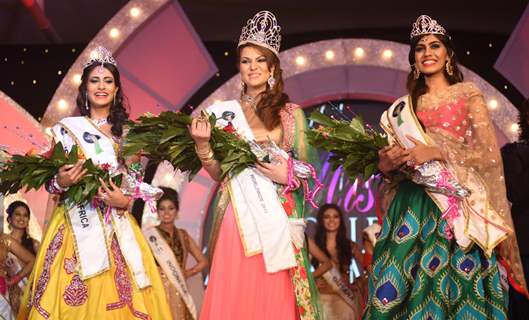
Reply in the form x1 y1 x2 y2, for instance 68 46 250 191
363 15 528 319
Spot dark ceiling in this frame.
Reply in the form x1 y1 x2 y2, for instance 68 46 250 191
0 0 527 120
0 0 527 44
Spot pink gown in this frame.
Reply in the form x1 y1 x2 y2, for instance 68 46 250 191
200 204 297 319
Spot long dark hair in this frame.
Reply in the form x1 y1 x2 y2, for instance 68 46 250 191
406 34 464 108
76 63 129 137
237 44 290 130
157 187 180 211
6 201 35 255
518 99 529 142
311 204 352 274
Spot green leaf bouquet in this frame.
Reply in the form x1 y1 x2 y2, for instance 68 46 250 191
123 111 257 180
0 143 121 205
306 112 388 180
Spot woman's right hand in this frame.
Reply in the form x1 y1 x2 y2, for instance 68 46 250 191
189 116 212 150
57 160 87 188
377 145 408 176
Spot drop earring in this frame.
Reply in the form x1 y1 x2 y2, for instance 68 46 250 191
85 92 89 111
267 75 276 88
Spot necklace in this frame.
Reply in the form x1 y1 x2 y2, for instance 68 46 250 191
240 94 257 111
91 117 108 127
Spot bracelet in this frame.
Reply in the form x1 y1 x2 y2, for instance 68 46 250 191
195 145 215 161
47 174 68 194
201 158 218 166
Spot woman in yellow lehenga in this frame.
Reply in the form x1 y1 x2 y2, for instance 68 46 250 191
18 46 171 320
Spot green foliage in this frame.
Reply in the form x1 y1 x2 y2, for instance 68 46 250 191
307 112 388 180
0 143 121 206
123 112 257 180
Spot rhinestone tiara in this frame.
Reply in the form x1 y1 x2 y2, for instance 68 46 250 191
82 46 117 69
410 15 447 39
238 10 281 56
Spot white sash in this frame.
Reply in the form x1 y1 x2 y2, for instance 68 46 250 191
6 253 27 290
322 267 356 309
0 294 13 320
52 117 150 286
143 227 197 319
380 96 510 256
207 101 297 272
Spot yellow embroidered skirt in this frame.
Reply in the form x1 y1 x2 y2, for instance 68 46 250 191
18 206 171 320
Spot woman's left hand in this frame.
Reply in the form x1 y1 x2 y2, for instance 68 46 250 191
402 135 444 166
98 178 130 209
256 155 289 185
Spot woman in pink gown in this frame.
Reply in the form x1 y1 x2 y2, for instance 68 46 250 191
189 10 323 320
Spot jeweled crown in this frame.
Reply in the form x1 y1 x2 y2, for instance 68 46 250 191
82 46 117 69
238 10 281 56
410 15 447 39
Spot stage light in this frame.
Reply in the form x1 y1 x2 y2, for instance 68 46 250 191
354 47 365 58
466 50 470 55
504 85 508 90
109 28 120 39
510 123 520 133
382 49 393 60
130 7 141 17
58 99 68 110
32 80 37 85
72 74 82 85
325 50 335 61
57 70 62 75
487 99 498 110
295 56 306 66
10 81 14 86
224 51 229 56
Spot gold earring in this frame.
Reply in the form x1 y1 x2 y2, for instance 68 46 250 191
446 58 454 76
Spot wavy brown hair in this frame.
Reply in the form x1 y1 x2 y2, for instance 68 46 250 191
237 44 289 130
76 63 129 137
406 34 464 109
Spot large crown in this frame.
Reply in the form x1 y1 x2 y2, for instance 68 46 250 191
410 15 447 39
82 46 117 69
238 10 281 56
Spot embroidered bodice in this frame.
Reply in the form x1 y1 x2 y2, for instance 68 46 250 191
417 95 469 142
156 227 186 266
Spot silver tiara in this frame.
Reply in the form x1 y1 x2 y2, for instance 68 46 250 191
238 10 281 56
410 15 447 39
82 46 117 69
